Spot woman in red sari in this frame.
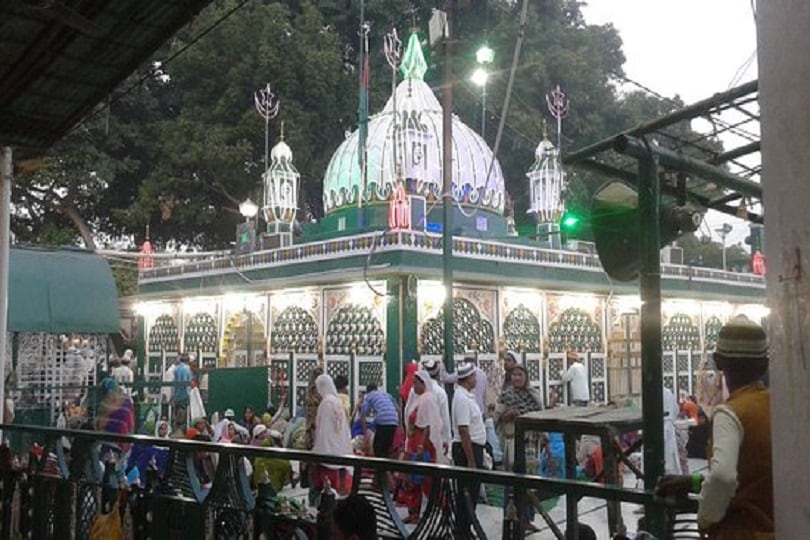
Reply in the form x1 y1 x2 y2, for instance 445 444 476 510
401 370 445 524
399 361 419 408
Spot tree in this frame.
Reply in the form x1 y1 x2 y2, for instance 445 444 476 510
11 0 726 251
675 233 751 271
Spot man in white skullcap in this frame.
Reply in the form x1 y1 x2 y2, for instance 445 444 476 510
451 362 487 532
111 349 135 397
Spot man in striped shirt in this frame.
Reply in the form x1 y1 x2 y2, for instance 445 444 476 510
360 384 400 458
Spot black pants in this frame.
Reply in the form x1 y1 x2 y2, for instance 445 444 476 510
452 441 485 532
373 424 397 458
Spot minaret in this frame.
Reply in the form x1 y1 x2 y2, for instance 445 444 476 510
262 122 300 248
526 122 565 248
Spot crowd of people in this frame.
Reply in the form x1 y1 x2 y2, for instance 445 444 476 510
77 314 773 539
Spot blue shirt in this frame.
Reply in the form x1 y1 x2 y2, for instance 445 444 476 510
360 391 399 426
173 363 192 404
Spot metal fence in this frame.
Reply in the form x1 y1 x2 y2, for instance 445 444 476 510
0 424 701 540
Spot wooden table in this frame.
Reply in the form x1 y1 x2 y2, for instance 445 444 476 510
514 406 644 539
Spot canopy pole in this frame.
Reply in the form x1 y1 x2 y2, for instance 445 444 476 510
638 147 665 536
0 147 11 440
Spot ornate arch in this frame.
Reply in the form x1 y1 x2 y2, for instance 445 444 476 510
270 306 319 354
325 304 384 355
420 298 495 355
503 305 541 353
221 311 265 367
663 313 700 351
148 314 179 352
183 313 218 353
704 315 724 351
547 308 601 352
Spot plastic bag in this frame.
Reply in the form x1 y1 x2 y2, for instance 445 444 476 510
89 500 123 540
188 387 206 424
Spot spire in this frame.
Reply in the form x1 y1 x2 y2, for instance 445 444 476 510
400 31 427 81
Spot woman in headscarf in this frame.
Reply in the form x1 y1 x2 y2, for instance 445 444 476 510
312 373 353 495
401 370 445 524
252 423 294 494
305 366 325 449
494 365 543 470
95 378 135 452
94 377 136 487
494 365 544 533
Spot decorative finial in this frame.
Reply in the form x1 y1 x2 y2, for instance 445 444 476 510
280 120 285 141
145 224 150 241
384 28 403 71
545 84 569 150
400 31 428 81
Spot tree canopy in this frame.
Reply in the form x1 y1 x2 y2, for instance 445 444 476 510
12 0 729 261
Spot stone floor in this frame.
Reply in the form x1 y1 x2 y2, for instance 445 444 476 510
281 458 708 539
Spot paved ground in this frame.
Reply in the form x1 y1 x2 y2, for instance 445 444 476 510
281 458 708 539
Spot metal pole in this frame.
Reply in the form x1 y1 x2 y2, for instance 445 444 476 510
357 0 369 226
0 147 11 440
481 82 486 139
614 135 763 201
638 150 665 536
442 1 455 372
264 115 269 184
563 80 758 166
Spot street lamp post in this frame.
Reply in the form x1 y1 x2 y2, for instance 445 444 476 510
237 198 259 254
471 44 494 138
716 222 733 271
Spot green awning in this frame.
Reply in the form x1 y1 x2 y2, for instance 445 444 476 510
9 247 119 334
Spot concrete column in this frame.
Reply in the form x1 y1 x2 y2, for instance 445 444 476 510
0 147 10 439
757 2 810 535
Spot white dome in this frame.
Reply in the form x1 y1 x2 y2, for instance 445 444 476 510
271 140 293 162
322 34 505 215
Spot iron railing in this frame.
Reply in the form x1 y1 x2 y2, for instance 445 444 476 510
0 424 698 540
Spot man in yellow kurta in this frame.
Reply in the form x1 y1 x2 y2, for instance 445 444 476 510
657 315 773 539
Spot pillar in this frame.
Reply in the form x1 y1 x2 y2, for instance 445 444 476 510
758 2 810 535
385 276 418 396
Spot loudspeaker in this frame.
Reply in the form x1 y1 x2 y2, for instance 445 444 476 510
591 181 702 281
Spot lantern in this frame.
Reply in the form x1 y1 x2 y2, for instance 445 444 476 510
263 134 300 231
526 137 565 223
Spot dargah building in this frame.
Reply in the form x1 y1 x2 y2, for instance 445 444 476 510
133 32 766 414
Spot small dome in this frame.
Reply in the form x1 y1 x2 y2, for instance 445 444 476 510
271 140 293 162
534 138 556 160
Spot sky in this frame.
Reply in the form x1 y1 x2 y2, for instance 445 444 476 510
579 0 759 246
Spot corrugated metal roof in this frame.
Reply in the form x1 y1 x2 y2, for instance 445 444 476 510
0 0 212 153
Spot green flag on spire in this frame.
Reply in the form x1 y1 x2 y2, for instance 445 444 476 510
400 32 427 80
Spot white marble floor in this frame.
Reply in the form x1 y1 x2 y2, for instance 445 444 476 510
280 458 708 539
